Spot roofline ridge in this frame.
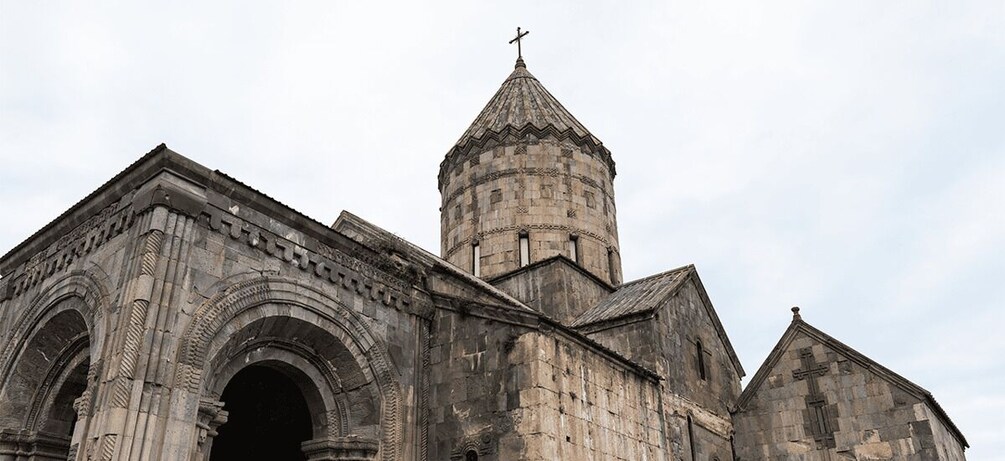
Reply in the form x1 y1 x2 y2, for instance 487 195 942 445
618 264 694 287
1 143 172 273
735 319 968 448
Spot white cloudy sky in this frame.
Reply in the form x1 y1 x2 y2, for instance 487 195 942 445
2 1 1002 457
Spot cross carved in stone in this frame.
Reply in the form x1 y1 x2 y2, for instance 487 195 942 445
509 27 530 59
792 348 836 449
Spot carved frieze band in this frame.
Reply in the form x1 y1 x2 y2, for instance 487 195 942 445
443 223 615 260
200 206 416 315
440 167 613 206
3 201 135 301
437 123 616 190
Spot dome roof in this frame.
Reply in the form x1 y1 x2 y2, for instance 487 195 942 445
439 58 614 190
454 58 602 148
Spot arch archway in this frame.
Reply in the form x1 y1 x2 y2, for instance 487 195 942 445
210 364 313 460
0 304 93 459
0 271 107 460
0 271 108 387
176 277 400 461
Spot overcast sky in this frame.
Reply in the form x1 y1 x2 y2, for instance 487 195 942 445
1 1 1002 457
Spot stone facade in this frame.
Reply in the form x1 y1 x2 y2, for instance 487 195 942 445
732 310 968 460
0 56 968 460
439 59 622 285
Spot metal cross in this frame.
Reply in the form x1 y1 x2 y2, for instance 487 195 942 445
509 27 530 59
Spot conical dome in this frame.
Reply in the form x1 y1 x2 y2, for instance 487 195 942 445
454 59 602 149
439 59 614 191
438 58 622 285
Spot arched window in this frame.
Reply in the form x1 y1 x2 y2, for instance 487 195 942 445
696 339 707 381
518 231 530 267
687 415 697 461
568 233 580 264
465 450 479 461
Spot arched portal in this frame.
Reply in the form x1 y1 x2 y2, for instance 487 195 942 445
210 364 312 460
176 277 399 461
0 302 94 460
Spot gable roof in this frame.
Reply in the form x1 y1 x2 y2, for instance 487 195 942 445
486 254 615 292
332 211 663 382
571 265 691 327
332 210 536 314
736 312 968 449
571 265 745 378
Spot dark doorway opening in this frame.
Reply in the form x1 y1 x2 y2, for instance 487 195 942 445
210 365 312 461
43 357 89 438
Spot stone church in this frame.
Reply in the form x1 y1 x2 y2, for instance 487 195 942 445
0 53 968 460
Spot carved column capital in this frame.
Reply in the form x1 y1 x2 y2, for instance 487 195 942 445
301 436 379 461
195 399 228 447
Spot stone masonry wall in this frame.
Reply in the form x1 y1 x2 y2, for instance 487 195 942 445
489 258 613 325
427 308 667 461
506 332 665 460
584 278 741 460
732 330 966 460
439 136 621 284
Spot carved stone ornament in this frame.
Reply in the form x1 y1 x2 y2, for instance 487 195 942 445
300 436 380 461
0 429 71 459
196 398 229 447
449 432 494 460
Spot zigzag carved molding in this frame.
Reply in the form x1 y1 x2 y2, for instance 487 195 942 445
437 123 616 190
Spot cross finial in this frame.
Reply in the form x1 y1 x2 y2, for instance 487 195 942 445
509 27 530 64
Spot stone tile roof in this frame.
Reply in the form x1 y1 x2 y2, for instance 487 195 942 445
454 58 602 149
439 59 615 190
571 265 692 327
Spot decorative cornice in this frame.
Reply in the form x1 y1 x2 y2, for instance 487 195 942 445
200 204 421 317
438 123 615 191
2 200 135 302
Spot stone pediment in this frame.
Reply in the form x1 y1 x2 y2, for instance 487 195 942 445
736 312 968 449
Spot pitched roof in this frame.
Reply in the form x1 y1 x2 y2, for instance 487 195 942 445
571 265 692 327
736 313 968 449
572 265 745 377
331 210 536 314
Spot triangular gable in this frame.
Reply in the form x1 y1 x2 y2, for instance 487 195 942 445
684 269 745 379
572 265 745 379
486 254 615 294
737 314 968 448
